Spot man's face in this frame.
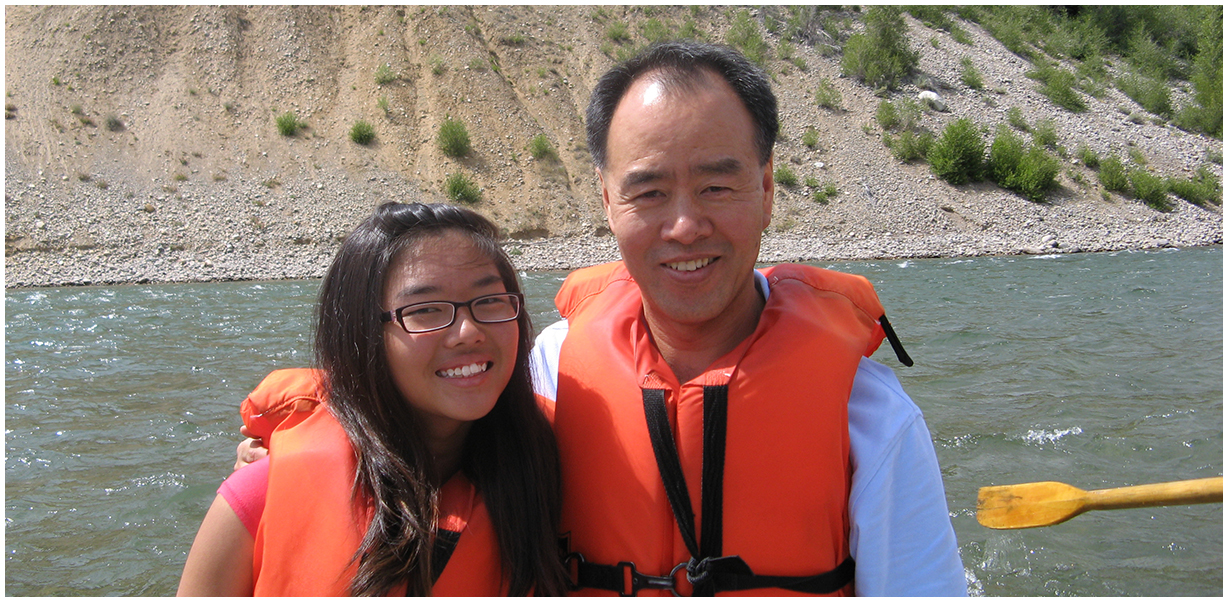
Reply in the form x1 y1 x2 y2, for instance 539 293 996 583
599 71 773 330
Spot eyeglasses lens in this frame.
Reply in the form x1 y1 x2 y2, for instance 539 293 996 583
399 294 520 333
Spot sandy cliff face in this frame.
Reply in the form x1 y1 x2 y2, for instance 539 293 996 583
4 6 1221 287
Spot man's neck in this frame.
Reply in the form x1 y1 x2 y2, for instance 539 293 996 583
644 281 765 384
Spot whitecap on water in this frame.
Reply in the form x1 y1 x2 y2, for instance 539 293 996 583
1019 426 1083 445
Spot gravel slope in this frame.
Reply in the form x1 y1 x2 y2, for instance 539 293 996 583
4 6 1221 287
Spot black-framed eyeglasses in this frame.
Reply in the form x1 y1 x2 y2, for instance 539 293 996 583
381 292 524 333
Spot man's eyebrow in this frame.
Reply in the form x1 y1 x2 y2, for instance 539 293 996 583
694 157 743 175
620 168 666 189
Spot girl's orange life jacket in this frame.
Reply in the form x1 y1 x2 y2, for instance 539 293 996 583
238 368 506 596
553 262 889 596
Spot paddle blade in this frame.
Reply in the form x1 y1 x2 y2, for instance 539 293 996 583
977 481 1089 529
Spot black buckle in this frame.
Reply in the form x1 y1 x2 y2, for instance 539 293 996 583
616 560 685 597
565 552 685 596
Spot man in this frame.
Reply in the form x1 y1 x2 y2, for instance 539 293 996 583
529 41 965 595
238 41 965 596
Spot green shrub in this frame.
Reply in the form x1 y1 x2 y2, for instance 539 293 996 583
437 117 471 158
376 95 390 115
726 10 769 67
677 19 706 42
877 97 922 132
950 24 973 46
105 114 124 132
778 40 796 61
1127 147 1148 166
375 63 398 85
840 6 918 90
1116 73 1172 117
989 126 1061 202
640 18 670 44
1029 63 1088 112
875 100 899 130
445 173 482 204
804 176 820 188
888 129 934 162
1098 155 1129 192
815 78 842 110
812 182 839 204
1129 168 1170 210
928 118 984 184
773 164 799 187
275 111 303 136
802 127 819 149
907 6 955 31
1125 25 1181 80
1076 144 1100 169
1009 146 1061 202
528 133 555 160
1031 118 1058 149
960 57 984 90
431 56 446 75
349 120 375 145
1174 7 1222 137
1006 106 1029 131
1167 165 1222 206
988 126 1026 185
606 21 630 43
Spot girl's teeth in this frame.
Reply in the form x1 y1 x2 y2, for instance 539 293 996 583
439 362 489 378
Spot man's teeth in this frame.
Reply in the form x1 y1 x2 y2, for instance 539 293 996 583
438 362 489 378
667 258 713 272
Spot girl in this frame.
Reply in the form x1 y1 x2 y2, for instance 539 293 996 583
178 203 568 595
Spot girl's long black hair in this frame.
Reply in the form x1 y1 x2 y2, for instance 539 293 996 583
314 202 567 596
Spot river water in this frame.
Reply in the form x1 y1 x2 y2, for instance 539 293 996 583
6 247 1222 596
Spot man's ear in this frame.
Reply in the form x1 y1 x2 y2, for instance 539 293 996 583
598 168 614 227
761 156 775 230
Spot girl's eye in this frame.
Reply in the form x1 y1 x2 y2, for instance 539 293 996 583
405 305 443 316
473 296 505 308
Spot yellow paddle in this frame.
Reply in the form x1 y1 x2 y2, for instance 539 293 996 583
977 476 1223 529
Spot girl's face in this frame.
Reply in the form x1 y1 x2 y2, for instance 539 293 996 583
381 230 519 445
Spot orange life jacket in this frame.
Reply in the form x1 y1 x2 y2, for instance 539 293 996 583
553 262 893 596
239 368 506 596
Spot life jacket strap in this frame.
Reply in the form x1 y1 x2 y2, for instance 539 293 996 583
565 554 856 596
879 314 914 366
627 386 855 596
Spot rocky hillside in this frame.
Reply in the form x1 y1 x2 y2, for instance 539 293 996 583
4 6 1222 287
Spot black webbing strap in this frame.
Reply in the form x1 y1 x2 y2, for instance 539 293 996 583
879 314 913 366
712 556 856 594
431 528 462 584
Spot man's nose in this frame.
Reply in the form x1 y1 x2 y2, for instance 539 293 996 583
661 194 713 244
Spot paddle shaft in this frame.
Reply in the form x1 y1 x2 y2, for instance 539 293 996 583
1083 476 1223 512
